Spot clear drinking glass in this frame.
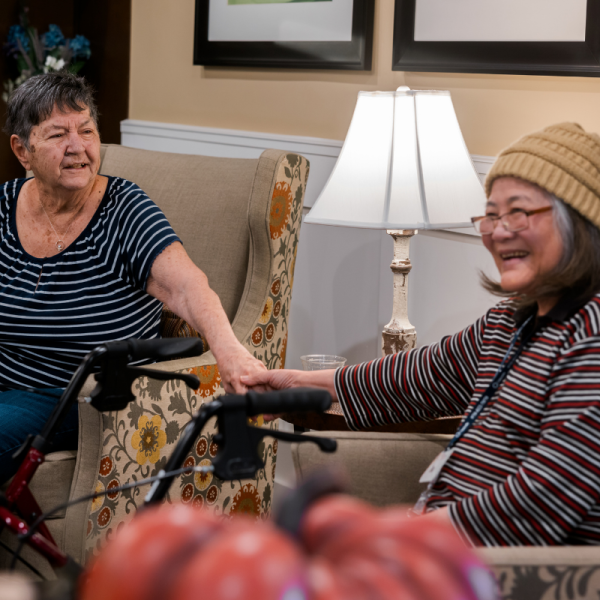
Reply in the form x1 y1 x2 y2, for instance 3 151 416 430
300 354 347 371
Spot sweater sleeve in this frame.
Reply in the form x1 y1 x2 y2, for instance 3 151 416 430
448 334 600 546
334 313 487 430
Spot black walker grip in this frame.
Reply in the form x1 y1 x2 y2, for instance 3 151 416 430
125 338 205 362
245 388 331 416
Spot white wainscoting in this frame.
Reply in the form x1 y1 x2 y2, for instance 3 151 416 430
121 120 499 495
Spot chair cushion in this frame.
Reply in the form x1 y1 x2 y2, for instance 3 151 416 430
29 450 77 519
1 451 76 520
292 431 452 507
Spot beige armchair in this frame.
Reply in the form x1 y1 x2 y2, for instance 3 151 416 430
1 145 308 577
292 431 600 600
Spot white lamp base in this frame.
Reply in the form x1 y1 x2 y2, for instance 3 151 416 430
382 229 417 356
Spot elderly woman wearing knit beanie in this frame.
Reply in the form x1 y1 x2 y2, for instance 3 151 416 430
243 122 600 546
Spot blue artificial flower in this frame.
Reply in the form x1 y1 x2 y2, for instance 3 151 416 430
69 35 91 60
6 24 30 53
42 24 65 49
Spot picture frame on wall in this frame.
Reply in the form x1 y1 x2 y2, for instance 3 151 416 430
392 0 600 76
194 0 375 70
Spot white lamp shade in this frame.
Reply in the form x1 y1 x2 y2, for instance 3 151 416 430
304 88 486 230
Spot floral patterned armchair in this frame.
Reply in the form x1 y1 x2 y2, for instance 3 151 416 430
0 146 308 577
479 547 600 600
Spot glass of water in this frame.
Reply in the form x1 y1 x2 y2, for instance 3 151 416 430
300 354 347 371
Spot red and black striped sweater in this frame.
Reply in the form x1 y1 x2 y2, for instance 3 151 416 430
335 294 600 546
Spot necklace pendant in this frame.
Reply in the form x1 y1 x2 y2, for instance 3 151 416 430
56 240 64 251
35 264 43 293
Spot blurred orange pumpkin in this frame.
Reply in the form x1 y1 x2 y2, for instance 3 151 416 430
80 496 497 600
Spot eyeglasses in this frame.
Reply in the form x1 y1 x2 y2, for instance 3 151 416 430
471 206 552 235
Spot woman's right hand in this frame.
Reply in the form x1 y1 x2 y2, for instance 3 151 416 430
240 368 304 392
241 368 339 421
241 368 338 398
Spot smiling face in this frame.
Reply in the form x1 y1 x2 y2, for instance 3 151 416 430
483 177 564 302
12 104 100 194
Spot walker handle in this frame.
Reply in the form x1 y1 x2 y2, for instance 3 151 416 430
245 388 331 416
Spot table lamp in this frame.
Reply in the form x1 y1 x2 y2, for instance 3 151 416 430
304 86 486 356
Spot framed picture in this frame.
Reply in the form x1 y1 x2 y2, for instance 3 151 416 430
194 0 375 70
392 0 600 76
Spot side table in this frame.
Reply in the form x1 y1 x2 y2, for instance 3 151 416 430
282 401 461 434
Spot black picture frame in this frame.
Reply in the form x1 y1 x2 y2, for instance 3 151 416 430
194 0 375 70
392 0 600 77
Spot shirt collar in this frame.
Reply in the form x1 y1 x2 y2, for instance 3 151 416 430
513 286 595 328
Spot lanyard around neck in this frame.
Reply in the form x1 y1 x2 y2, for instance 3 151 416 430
447 315 534 450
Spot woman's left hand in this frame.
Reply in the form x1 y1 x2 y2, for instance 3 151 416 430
214 342 268 394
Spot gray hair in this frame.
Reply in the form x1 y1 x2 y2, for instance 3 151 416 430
550 194 575 263
3 72 99 149
550 193 600 270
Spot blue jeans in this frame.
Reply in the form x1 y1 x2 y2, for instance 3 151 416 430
0 388 79 485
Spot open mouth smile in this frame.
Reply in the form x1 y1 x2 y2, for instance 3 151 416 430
64 163 88 170
499 250 529 264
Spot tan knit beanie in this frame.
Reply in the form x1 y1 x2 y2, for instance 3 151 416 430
485 122 600 229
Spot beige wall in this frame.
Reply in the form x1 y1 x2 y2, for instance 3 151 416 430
130 0 600 157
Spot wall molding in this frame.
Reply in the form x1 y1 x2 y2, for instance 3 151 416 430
121 119 495 212
121 119 343 158
471 154 495 179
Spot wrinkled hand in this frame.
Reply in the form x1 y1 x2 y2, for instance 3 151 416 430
240 368 304 392
215 343 268 394
240 369 306 421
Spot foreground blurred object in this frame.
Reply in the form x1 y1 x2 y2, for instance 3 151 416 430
0 573 36 600
79 504 308 600
80 471 498 600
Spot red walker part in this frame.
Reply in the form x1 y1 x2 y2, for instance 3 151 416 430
1 447 68 567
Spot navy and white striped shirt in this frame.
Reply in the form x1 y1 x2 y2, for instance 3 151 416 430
0 176 180 390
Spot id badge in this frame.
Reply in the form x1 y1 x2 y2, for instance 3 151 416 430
419 449 454 484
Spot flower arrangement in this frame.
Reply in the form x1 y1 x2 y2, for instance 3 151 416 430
2 8 91 102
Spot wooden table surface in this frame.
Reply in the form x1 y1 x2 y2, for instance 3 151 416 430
282 402 461 434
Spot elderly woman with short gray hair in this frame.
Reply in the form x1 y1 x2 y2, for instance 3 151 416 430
245 123 600 546
0 72 266 484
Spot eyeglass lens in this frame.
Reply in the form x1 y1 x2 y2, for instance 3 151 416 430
476 211 529 234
